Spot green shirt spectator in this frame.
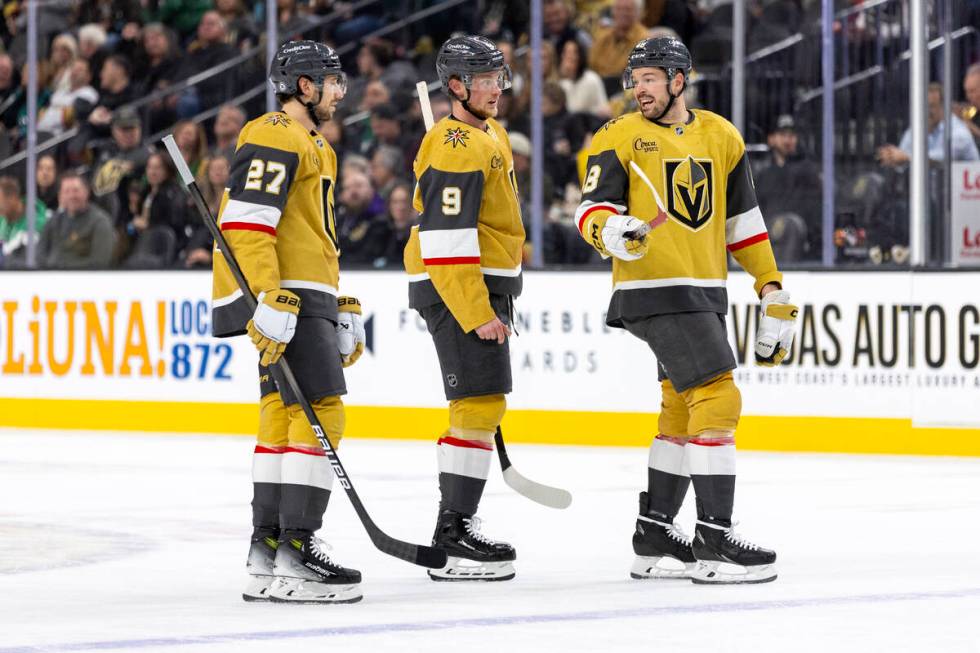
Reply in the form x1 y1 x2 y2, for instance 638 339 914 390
0 176 49 269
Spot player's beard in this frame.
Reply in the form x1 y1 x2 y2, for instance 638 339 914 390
314 102 335 124
636 92 667 120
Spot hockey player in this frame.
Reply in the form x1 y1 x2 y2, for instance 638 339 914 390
211 41 367 603
404 35 524 581
575 38 797 584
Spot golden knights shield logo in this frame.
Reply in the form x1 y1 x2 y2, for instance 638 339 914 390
664 156 713 230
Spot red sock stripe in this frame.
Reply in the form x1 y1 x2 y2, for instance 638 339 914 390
655 434 688 446
689 437 736 447
577 204 619 234
726 232 769 252
422 256 481 266
437 436 493 451
254 445 286 454
283 446 326 456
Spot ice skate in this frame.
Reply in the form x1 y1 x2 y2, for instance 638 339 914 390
428 510 516 581
267 531 362 603
691 520 777 584
630 493 696 579
242 529 279 602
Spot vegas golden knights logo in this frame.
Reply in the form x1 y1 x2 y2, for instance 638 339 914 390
664 156 713 230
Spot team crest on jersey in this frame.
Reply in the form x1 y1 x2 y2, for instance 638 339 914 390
663 156 714 230
265 114 292 128
444 127 470 148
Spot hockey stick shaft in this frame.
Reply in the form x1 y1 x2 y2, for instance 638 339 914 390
495 427 572 509
626 160 669 238
162 135 446 570
416 81 435 131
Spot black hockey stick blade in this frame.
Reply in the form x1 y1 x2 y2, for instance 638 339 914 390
495 427 572 509
162 135 447 570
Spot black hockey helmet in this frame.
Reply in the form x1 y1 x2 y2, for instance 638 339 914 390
622 38 692 92
436 35 512 98
269 40 346 97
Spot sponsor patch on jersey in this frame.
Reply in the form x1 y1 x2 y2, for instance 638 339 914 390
265 114 292 128
633 137 659 153
663 156 714 230
490 154 503 169
444 127 470 149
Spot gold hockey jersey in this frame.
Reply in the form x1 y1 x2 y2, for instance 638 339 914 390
575 109 782 327
212 112 340 337
404 116 525 333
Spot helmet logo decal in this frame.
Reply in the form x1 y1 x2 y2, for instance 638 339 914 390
443 127 470 149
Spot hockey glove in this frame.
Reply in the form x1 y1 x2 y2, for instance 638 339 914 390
755 289 798 366
247 289 301 367
336 296 366 368
599 214 650 261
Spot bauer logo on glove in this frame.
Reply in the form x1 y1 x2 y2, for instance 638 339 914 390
754 289 798 366
336 296 366 368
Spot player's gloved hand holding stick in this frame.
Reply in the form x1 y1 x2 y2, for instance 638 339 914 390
416 81 571 509
162 134 446 570
755 289 798 366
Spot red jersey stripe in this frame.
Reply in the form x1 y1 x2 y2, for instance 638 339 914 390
577 204 620 234
437 436 494 451
727 232 769 252
221 222 277 236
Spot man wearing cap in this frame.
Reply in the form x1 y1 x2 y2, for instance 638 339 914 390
754 114 822 259
575 38 795 585
89 108 151 222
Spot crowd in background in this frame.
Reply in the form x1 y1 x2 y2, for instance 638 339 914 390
1 0 979 271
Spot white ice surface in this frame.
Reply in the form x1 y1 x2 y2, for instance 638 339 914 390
2 429 979 653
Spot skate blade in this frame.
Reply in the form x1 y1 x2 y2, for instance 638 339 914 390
691 561 777 585
267 577 363 604
242 574 274 602
428 558 516 582
630 555 695 580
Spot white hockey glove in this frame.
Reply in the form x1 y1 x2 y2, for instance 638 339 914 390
598 214 650 261
336 296 366 368
755 289 798 366
247 289 300 367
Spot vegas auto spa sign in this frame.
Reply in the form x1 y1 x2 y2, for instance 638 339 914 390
952 162 980 266
1 271 980 429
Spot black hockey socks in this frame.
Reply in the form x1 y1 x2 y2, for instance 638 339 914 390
646 434 691 519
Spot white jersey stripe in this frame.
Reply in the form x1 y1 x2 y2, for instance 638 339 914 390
725 206 767 245
613 277 727 292
220 199 282 229
280 279 338 296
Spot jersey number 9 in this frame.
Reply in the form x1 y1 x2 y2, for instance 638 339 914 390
442 187 462 215
244 159 287 194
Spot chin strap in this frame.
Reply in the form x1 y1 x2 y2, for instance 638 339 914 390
453 85 487 122
303 84 324 125
650 68 684 122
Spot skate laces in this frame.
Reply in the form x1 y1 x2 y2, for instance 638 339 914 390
666 522 692 546
723 522 760 551
462 516 496 545
308 536 336 563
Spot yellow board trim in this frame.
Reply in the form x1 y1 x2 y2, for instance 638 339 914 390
1 398 979 456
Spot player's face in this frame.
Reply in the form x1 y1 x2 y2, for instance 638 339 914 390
632 67 679 120
313 74 347 123
466 71 505 119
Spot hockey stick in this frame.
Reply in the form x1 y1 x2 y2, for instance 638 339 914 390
416 81 572 509
626 160 669 239
495 427 572 509
162 135 447 570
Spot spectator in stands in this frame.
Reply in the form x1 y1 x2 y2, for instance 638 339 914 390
369 145 404 201
38 174 113 269
589 0 649 94
89 108 151 219
277 0 316 38
86 55 137 138
211 104 246 159
196 153 230 221
36 155 59 209
215 0 257 50
120 152 188 268
145 0 212 43
0 176 48 269
545 0 592 51
77 24 108 92
377 181 417 267
558 39 609 116
172 120 209 177
337 169 390 265
46 33 78 95
878 83 980 167
347 39 415 111
180 11 238 115
358 79 392 115
0 53 21 130
135 23 182 134
36 58 98 137
957 63 980 147
366 103 406 153
510 132 555 218
754 114 822 261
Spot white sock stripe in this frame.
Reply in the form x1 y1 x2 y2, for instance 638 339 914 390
281 451 335 491
686 442 736 476
252 451 282 484
648 437 687 476
437 442 492 480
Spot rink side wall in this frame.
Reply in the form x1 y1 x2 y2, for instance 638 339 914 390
1 270 979 456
